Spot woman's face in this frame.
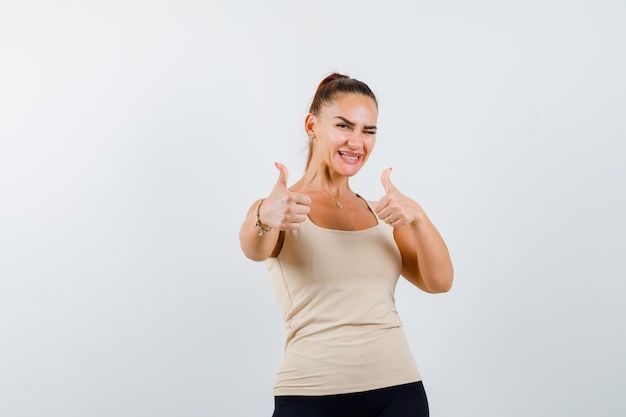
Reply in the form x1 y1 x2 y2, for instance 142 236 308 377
309 93 378 177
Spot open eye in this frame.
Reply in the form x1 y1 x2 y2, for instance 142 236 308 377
336 123 350 129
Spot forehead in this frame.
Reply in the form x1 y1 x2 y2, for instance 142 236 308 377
320 93 378 120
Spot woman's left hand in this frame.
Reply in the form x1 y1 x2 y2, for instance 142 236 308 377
374 167 423 228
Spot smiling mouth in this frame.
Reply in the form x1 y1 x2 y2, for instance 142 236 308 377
338 151 362 162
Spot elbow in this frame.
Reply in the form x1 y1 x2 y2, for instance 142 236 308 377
429 279 453 294
240 245 269 263
239 232 269 262
424 269 454 294
245 253 268 262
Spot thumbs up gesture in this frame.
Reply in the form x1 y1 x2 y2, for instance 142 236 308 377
375 167 422 227
259 163 311 231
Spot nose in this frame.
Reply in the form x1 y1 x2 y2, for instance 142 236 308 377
346 132 365 149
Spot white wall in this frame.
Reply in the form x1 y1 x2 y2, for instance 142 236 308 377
1 1 625 416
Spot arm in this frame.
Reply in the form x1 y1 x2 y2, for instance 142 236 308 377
239 199 283 262
239 163 311 262
392 210 453 293
374 168 453 293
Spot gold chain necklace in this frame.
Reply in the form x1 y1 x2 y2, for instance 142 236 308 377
322 190 346 208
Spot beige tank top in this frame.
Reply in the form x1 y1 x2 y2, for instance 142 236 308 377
265 201 421 396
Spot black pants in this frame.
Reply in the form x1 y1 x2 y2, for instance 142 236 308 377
272 381 429 417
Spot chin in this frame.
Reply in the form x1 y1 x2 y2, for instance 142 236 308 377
338 166 363 177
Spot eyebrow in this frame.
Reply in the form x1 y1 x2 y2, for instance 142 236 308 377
335 116 377 131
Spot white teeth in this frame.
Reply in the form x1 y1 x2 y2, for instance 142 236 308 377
339 151 359 160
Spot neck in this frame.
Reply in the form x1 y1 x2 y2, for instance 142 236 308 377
299 166 352 197
300 179 352 199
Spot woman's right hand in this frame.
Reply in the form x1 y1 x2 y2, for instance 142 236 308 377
259 163 311 231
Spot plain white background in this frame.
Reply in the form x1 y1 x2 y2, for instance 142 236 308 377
1 1 625 416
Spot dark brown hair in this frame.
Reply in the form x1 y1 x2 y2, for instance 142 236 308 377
309 73 378 116
305 73 378 169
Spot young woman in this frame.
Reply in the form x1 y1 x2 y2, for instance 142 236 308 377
239 73 453 417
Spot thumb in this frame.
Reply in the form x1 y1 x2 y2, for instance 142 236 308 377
380 167 394 193
275 162 289 189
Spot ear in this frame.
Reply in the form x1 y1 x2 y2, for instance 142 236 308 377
304 113 317 139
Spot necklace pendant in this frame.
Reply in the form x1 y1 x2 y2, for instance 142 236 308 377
336 202 343 208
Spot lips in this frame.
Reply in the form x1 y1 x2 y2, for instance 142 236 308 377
338 150 362 163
